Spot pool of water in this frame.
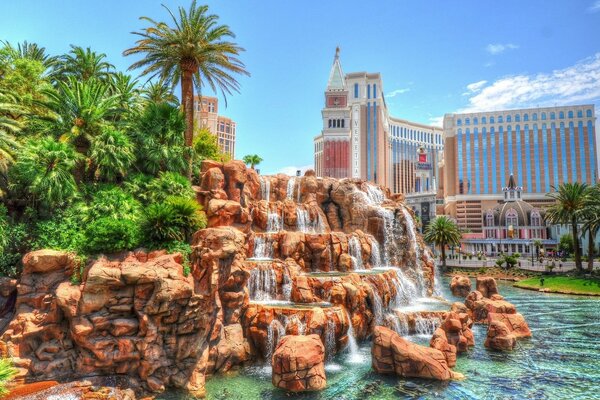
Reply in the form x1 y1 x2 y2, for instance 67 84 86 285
158 276 600 400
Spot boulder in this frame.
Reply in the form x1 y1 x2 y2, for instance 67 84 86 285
272 334 326 392
372 326 464 381
475 276 499 298
484 320 516 351
488 312 531 338
450 275 471 298
465 291 517 323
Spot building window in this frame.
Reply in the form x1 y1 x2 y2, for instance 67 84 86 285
506 115 512 123
486 212 494 227
559 111 565 119
550 112 555 120
474 117 478 125
457 119 462 126
354 83 359 98
490 116 495 124
498 115 503 123
524 113 529 121
532 113 538 121
577 110 583 118
587 109 593 117
374 84 377 98
541 112 547 120
465 118 470 125
568 111 573 118
506 209 518 227
481 116 486 124
367 84 371 99
530 211 541 226
515 114 520 122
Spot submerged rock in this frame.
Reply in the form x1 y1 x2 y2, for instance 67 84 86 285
450 275 471 298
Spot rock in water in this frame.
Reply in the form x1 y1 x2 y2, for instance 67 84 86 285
484 320 517 351
475 276 499 298
372 326 464 381
450 275 471 297
272 334 326 392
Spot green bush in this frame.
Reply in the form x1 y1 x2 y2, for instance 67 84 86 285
123 173 154 203
147 172 194 203
84 217 141 254
0 205 7 253
0 358 17 396
32 208 86 253
142 196 206 243
86 187 141 222
0 222 30 277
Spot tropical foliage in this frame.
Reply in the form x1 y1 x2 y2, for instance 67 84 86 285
243 154 263 169
0 358 17 396
423 215 461 270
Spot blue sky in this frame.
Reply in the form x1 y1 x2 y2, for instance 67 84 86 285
2 0 600 174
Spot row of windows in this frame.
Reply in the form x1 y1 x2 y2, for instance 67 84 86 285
456 120 596 194
456 109 593 126
353 83 379 99
390 125 442 145
328 118 345 128
484 210 542 227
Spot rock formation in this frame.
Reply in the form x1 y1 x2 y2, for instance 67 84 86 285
372 326 464 381
272 334 326 392
484 320 516 351
450 275 471 297
430 310 474 367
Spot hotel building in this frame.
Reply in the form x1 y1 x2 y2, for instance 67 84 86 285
313 49 444 226
441 104 598 254
193 95 237 159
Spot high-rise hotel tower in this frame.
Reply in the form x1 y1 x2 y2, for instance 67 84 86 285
442 105 598 232
313 49 443 224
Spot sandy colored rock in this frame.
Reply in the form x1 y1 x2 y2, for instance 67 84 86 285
450 275 471 297
484 320 516 350
372 326 464 381
476 276 499 298
272 334 326 392
488 312 531 338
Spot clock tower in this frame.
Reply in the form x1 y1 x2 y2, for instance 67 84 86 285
319 47 351 178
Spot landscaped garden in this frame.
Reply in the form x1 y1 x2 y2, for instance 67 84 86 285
514 276 600 296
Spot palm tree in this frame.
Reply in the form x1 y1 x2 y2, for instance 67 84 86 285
0 90 23 174
109 72 141 116
243 154 262 170
582 184 600 272
0 40 58 71
89 127 135 181
423 216 461 271
124 1 249 179
532 239 543 261
54 45 115 82
142 79 178 104
545 183 590 274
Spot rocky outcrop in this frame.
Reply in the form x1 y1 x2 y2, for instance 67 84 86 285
488 312 531 338
272 334 326 392
429 311 474 367
475 276 499 298
372 326 464 381
484 320 516 351
450 275 471 297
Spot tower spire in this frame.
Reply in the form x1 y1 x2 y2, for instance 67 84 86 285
327 46 345 91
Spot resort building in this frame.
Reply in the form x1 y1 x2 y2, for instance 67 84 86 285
441 104 598 234
313 48 444 227
193 95 237 159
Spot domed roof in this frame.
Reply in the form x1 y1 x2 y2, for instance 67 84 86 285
483 175 544 227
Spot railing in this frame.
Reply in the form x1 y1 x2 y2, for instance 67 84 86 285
439 257 600 272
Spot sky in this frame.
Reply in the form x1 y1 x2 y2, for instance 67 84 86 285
2 0 600 175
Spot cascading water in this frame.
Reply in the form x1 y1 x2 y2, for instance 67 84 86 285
348 236 364 270
265 319 286 362
365 184 385 205
385 313 408 336
296 179 302 203
253 236 274 260
260 176 271 201
401 207 427 296
249 267 276 301
391 269 418 307
325 319 337 361
286 177 295 200
369 285 384 326
344 310 362 363
267 211 282 233
282 270 292 301
378 208 396 266
286 315 306 335
415 315 441 336
296 208 310 233
370 238 382 268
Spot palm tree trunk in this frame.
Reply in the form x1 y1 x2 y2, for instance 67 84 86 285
572 217 582 274
588 231 595 273
440 242 447 271
181 66 195 180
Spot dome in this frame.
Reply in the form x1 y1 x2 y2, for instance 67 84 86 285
483 175 545 227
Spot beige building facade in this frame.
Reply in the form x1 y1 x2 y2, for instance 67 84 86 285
194 95 236 159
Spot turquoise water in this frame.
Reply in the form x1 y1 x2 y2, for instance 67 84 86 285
159 278 600 400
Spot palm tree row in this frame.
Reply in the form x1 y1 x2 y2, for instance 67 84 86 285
546 182 600 274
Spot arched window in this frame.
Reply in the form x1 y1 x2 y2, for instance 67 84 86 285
568 111 573 118
498 115 503 123
506 115 512 122
515 114 521 122
328 119 332 128
587 109 593 117
486 211 495 227
465 118 471 125
506 209 519 227
354 83 359 98
524 113 529 121
490 116 495 124
541 112 547 120
474 117 478 125
550 112 556 120
341 119 345 128
481 116 487 124
532 113 538 121
577 110 583 118
530 211 541 226
559 111 565 119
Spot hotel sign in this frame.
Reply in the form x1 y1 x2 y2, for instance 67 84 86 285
352 104 360 178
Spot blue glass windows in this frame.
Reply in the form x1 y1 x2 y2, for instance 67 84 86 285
490 116 495 124
577 110 583 118
586 109 593 117
481 116 487 124
533 123 541 193
532 113 538 121
457 119 462 126
568 111 573 118
354 83 359 98
523 113 529 121
374 84 377 99
498 115 503 123
541 112 547 120
506 115 512 123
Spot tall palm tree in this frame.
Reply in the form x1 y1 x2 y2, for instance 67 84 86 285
423 216 461 271
243 154 262 170
545 183 590 274
142 79 178 104
124 1 249 178
54 45 115 82
582 184 600 272
0 91 23 174
0 40 58 71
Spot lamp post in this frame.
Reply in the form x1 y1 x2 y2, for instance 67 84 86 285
531 239 535 267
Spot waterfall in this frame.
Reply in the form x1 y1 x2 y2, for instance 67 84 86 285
369 285 384 326
370 237 382 268
365 184 385 205
344 310 362 363
348 236 363 270
325 319 337 361
286 315 306 335
266 319 286 362
433 257 444 297
296 179 302 203
249 267 276 301
296 208 310 232
282 270 292 301
401 207 426 296
378 208 395 266
253 236 274 260
386 313 408 336
286 177 295 200
391 270 418 307
267 211 282 233
260 176 271 201
415 315 441 336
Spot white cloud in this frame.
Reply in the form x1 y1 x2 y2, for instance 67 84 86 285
460 52 600 113
428 116 444 127
466 80 488 93
589 0 600 12
486 43 519 55
277 164 313 176
385 88 410 98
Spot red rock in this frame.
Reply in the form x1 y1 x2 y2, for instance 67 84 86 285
372 326 464 380
488 312 531 338
484 320 516 350
272 334 326 392
476 276 499 298
450 275 471 297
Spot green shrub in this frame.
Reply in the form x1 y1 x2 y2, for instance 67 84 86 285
0 205 7 253
0 222 30 277
32 207 86 253
84 217 141 254
123 173 153 203
89 127 135 181
86 187 141 222
147 172 194 203
166 196 206 239
142 196 206 243
0 358 17 396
